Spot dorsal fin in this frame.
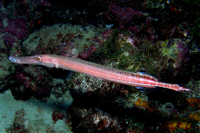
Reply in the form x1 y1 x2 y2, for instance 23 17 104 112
130 72 158 81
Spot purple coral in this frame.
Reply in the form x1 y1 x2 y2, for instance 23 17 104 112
38 0 51 6
1 33 18 47
175 40 190 68
109 3 142 23
3 18 28 40
0 12 28 47
10 66 52 100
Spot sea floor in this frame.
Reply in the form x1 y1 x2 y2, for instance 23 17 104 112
0 89 73 133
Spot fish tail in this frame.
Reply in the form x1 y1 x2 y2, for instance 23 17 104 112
157 82 190 92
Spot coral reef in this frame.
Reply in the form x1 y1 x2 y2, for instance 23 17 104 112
0 0 199 132
108 3 144 24
10 65 53 100
5 109 30 132
22 24 107 59
66 102 122 132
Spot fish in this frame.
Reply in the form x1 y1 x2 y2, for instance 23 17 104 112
9 55 190 92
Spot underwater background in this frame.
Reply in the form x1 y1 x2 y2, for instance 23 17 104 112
0 0 199 132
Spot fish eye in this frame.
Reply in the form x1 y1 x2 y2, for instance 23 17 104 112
34 56 42 62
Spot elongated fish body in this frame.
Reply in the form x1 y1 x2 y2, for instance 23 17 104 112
9 55 190 92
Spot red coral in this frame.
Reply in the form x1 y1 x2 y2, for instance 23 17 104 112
79 45 98 60
11 66 52 100
52 111 65 123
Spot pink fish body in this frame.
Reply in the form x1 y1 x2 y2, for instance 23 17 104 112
9 55 190 92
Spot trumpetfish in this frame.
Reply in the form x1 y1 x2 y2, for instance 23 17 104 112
9 55 190 92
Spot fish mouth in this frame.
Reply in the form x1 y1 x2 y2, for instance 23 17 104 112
9 55 43 64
